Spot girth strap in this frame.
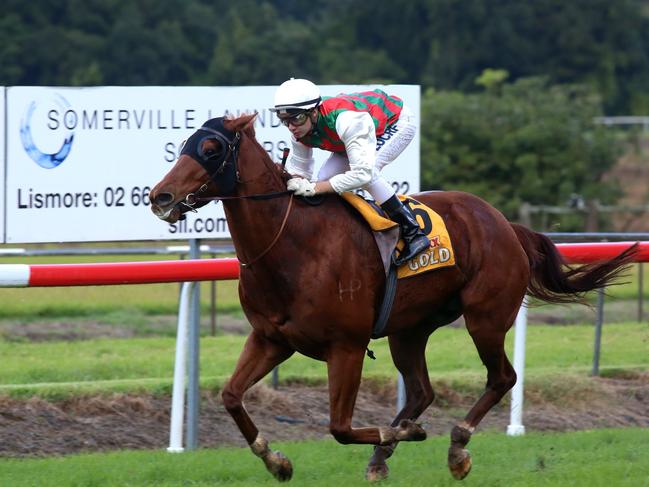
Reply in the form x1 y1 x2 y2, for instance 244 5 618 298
371 260 398 339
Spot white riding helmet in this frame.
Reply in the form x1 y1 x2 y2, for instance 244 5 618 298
271 78 321 114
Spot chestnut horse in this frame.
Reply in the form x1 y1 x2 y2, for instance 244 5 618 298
150 114 635 482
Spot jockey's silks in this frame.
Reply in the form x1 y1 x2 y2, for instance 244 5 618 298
298 90 403 153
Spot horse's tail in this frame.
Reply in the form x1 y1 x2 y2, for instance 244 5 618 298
510 223 638 304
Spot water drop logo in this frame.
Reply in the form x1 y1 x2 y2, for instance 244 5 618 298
20 93 75 169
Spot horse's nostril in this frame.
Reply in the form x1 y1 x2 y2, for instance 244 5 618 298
154 192 175 206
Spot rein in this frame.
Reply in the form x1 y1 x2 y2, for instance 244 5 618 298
238 193 294 268
178 119 295 267
193 147 291 203
182 187 294 269
187 190 292 205
181 131 291 209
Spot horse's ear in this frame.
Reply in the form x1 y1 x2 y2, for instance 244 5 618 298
228 113 257 134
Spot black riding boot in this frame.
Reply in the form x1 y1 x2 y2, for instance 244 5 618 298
380 195 431 266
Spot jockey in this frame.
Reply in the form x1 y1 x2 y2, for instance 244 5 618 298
271 78 431 265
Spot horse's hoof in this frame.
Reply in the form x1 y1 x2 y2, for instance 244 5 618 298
264 450 293 482
365 464 389 482
448 449 472 480
396 419 427 442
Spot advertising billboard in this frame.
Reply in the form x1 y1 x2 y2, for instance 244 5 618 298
4 85 420 243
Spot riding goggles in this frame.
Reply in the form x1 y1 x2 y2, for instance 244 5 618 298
279 111 310 127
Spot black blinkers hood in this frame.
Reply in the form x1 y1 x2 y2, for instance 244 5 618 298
180 117 239 193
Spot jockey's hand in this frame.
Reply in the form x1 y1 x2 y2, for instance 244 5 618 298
287 177 316 197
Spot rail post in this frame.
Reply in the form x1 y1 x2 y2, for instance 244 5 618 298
639 263 644 322
592 288 605 376
507 297 528 436
397 374 406 413
186 240 201 450
168 281 195 452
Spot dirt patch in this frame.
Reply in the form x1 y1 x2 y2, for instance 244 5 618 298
0 314 251 342
0 374 647 458
0 321 138 342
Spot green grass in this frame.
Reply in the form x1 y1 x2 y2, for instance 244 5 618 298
603 261 646 300
0 281 242 319
0 323 646 398
0 429 647 486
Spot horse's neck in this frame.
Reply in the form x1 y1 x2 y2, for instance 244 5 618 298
222 195 289 268
236 140 284 197
223 148 290 265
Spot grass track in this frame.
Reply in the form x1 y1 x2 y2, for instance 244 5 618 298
0 323 646 398
0 323 649 398
0 429 647 486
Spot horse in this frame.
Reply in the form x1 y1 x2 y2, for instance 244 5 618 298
150 113 636 482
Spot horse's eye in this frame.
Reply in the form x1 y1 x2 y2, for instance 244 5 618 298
201 140 222 159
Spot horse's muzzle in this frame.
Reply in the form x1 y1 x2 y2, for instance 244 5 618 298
151 203 181 223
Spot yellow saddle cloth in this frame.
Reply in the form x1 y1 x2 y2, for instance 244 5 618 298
341 193 456 279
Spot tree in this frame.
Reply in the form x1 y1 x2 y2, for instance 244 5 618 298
420 0 649 113
420 76 624 224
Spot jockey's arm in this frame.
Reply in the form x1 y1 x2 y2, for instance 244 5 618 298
326 111 376 194
287 111 376 195
286 135 315 179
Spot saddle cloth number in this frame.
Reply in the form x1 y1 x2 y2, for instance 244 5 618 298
395 197 455 279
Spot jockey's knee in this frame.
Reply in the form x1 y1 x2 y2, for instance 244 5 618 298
364 176 395 204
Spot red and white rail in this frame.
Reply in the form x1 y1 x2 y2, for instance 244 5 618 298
557 241 649 263
1 242 647 288
0 258 240 287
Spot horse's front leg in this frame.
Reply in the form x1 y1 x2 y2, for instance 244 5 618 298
326 346 427 446
221 330 295 481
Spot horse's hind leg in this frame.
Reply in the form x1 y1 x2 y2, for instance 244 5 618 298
447 308 518 480
326 346 427 446
221 330 295 481
366 328 434 482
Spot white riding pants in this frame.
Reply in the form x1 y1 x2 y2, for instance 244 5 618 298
316 106 416 205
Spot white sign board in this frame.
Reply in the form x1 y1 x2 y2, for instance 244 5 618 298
5 85 420 243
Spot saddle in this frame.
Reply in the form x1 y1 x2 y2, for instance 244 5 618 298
299 192 456 338
341 193 456 279
340 192 456 339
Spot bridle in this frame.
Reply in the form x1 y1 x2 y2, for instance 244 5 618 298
177 117 294 267
178 122 241 212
